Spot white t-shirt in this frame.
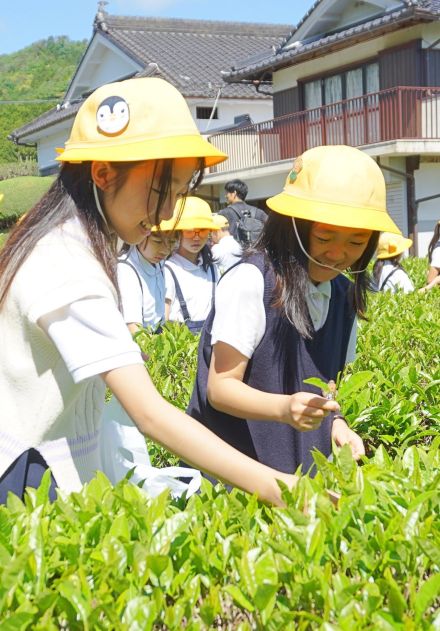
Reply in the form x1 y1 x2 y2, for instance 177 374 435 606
211 263 357 364
118 247 165 328
378 261 414 293
0 217 142 492
164 252 219 323
431 242 440 268
211 235 242 273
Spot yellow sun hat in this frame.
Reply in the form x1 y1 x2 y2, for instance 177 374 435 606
266 145 401 234
153 196 221 232
56 77 227 167
212 214 229 229
376 232 412 259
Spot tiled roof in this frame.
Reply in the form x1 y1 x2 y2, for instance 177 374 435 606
223 0 440 81
97 13 291 99
11 13 291 141
9 101 81 142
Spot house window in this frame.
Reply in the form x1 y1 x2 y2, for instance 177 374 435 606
303 62 379 106
324 74 342 104
196 106 218 120
346 68 363 99
366 62 379 93
304 80 322 109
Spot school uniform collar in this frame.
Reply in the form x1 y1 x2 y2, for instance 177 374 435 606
306 279 331 299
170 252 203 271
130 247 163 278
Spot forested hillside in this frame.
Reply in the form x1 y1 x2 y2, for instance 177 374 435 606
0 36 87 162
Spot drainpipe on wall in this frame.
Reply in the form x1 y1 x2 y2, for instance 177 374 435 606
376 157 418 256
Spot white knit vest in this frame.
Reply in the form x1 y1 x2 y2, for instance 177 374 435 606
0 219 118 492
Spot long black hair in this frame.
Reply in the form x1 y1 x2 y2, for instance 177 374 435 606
372 254 403 288
200 243 216 272
247 212 379 339
0 158 204 309
428 221 440 263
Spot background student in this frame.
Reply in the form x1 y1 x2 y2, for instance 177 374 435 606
186 145 402 479
210 214 242 273
164 196 220 334
118 231 178 334
101 229 201 497
421 220 440 291
219 179 267 247
373 232 414 293
0 77 299 506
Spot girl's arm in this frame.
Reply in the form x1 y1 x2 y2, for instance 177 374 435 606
102 364 297 505
420 274 440 292
165 299 171 320
427 266 440 284
127 322 141 335
207 341 339 432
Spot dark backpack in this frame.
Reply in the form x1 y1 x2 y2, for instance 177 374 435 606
230 206 265 247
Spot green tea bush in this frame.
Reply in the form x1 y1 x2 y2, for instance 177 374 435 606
345 263 439 454
1 258 439 628
0 443 440 629
134 323 199 467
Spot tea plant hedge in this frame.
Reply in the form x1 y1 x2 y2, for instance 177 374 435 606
0 258 439 629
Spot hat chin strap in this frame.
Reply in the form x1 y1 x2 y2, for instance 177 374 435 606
93 182 110 229
93 182 124 253
291 218 368 275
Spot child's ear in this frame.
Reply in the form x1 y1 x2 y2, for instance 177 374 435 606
91 161 118 190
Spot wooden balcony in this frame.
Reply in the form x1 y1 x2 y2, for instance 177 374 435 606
208 86 440 174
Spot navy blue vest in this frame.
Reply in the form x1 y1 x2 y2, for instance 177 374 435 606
187 253 355 476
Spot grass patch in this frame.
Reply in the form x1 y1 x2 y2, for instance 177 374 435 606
0 175 54 228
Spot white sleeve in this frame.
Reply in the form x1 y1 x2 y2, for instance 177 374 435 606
345 317 357 364
430 244 440 268
117 262 143 324
164 265 176 303
38 297 143 384
211 263 265 358
397 269 414 293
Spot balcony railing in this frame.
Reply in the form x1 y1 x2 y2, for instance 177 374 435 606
208 86 440 173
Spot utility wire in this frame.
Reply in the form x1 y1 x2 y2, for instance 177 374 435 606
0 98 59 104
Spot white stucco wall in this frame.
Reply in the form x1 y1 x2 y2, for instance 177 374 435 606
415 162 440 256
66 38 142 102
36 123 73 172
82 47 138 93
188 98 274 134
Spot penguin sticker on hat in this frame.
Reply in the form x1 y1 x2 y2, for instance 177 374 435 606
96 96 130 136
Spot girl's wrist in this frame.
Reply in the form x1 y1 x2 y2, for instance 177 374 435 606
276 395 293 423
332 415 348 428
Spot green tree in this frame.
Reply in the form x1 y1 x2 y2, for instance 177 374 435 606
0 36 87 164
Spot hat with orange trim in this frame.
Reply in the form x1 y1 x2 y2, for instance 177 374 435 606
153 196 220 232
266 145 401 234
57 78 227 168
376 232 412 259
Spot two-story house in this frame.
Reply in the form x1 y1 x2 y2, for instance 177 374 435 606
9 7 290 177
202 0 440 255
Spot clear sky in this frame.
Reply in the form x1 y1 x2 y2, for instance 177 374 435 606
0 0 316 55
